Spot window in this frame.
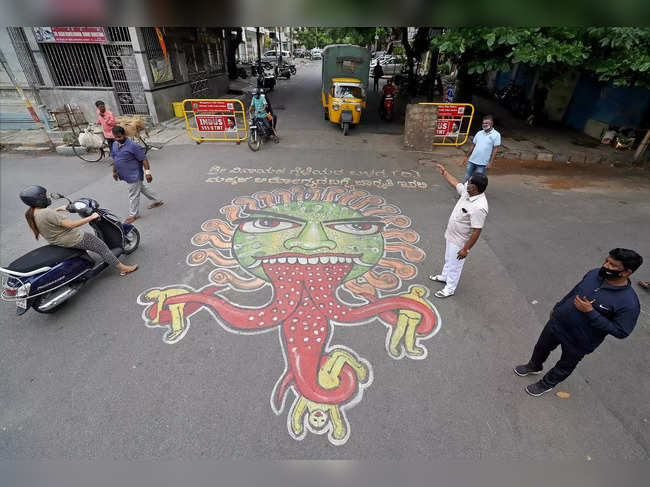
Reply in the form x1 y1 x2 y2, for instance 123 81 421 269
41 43 111 87
141 27 179 84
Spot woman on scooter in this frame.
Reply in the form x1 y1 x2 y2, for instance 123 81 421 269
20 186 138 276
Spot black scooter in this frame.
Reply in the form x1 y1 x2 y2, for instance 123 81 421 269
1 193 139 315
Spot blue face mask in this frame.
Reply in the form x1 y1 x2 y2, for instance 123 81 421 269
482 124 491 131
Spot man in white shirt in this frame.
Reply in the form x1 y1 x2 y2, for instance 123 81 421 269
429 164 489 298
460 114 501 182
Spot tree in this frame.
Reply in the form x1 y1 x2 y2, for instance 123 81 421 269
431 27 650 102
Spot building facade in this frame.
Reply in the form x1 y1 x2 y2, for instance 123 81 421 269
1 26 231 126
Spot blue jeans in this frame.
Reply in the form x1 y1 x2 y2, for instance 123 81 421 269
464 162 487 182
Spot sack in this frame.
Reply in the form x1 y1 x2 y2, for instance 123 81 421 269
114 116 148 138
78 128 103 149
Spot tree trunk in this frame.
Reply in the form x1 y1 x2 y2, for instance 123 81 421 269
455 55 473 104
225 27 243 80
400 27 416 96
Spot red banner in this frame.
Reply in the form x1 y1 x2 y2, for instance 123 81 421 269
34 27 106 44
196 115 237 132
435 119 461 137
437 104 466 116
191 101 235 113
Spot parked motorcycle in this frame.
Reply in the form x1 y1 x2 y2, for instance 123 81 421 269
379 94 394 121
276 62 292 80
1 193 140 315
247 115 278 152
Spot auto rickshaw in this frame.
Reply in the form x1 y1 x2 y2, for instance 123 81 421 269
321 44 371 135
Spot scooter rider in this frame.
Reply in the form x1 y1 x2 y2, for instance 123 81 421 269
249 88 278 141
20 185 138 276
380 77 395 105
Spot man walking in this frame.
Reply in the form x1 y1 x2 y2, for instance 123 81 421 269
514 248 643 397
429 164 488 298
373 62 384 92
95 100 116 147
111 125 164 223
460 114 501 181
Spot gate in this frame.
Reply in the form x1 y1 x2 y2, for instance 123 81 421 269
183 99 248 143
419 102 475 146
103 44 150 118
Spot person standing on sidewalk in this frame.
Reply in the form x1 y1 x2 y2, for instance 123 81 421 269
460 115 501 182
514 248 643 397
429 164 488 298
95 100 116 147
111 126 164 224
373 62 384 92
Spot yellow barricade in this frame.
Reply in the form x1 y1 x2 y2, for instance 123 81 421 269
182 98 248 143
419 102 475 147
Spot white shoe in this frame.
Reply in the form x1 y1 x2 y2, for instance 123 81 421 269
434 289 454 298
429 274 446 283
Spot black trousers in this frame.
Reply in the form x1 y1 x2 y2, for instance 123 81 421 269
529 320 585 388
374 77 380 91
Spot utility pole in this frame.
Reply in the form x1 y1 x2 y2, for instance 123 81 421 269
0 47 54 148
256 27 261 64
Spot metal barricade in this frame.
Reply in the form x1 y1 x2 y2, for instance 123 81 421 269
419 102 474 147
182 99 248 143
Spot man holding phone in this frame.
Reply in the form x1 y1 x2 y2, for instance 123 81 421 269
514 249 642 396
429 164 489 298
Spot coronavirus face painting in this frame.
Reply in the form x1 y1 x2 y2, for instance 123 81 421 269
138 186 441 446
232 201 384 283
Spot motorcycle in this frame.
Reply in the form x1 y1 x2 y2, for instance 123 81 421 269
276 62 292 80
379 94 394 121
0 193 140 315
247 114 278 152
256 68 276 92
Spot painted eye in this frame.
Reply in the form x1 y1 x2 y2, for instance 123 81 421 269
240 218 298 233
328 222 381 235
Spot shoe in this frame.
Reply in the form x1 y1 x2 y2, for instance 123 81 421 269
434 289 454 298
525 381 553 397
428 274 446 283
124 215 140 223
148 201 164 209
513 363 543 377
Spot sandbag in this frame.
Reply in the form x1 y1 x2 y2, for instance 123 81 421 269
114 116 148 138
78 128 103 149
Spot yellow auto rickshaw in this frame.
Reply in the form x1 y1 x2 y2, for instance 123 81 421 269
321 44 371 135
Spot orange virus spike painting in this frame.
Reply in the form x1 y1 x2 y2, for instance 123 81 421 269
137 186 441 445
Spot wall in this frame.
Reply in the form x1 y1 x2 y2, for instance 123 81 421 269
403 104 437 151
544 71 580 122
38 88 119 124
148 73 229 122
564 75 650 132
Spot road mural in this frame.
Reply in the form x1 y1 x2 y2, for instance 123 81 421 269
137 185 441 445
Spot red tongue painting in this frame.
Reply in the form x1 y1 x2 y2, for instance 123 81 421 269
263 259 359 405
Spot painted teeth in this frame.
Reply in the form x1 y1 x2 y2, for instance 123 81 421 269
319 256 330 264
249 260 262 268
277 257 286 264
298 257 307 264
308 257 318 264
353 257 371 266
345 257 352 263
288 257 297 264
260 255 356 265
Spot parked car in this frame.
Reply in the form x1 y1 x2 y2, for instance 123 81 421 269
261 50 294 65
372 50 386 60
370 55 406 75
311 48 322 60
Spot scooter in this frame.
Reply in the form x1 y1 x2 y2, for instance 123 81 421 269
379 94 394 121
247 114 278 152
1 193 140 315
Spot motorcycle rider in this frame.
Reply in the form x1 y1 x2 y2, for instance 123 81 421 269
249 88 278 141
379 77 396 116
20 186 138 276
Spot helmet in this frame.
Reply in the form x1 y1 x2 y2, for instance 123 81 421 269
19 185 51 208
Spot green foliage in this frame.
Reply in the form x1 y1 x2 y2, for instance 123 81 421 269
294 27 391 50
432 27 650 88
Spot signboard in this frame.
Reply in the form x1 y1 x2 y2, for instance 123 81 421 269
34 27 107 44
445 87 455 103
196 115 237 132
437 104 465 116
435 119 461 137
191 101 235 113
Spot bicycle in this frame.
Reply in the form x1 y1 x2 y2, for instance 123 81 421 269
73 129 151 163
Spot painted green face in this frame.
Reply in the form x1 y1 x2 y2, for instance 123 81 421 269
232 201 384 282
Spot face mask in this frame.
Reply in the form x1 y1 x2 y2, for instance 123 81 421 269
482 124 491 131
598 266 622 279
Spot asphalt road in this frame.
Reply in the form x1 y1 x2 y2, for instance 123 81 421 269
1 61 649 459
